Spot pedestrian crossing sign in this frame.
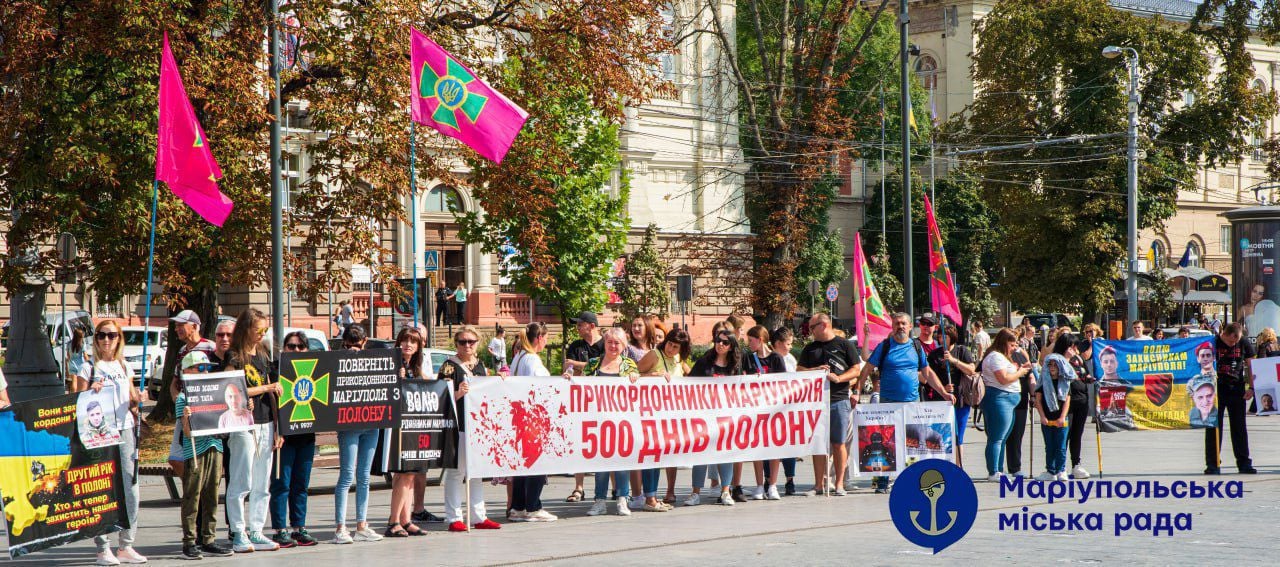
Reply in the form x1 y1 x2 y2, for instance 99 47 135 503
424 250 439 272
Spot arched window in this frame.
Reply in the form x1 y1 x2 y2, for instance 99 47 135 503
915 55 938 91
423 185 462 213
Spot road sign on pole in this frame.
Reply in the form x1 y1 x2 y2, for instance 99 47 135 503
424 250 440 272
825 283 839 303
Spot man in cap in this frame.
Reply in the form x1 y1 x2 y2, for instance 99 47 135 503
172 310 216 360
1188 373 1218 429
561 311 604 503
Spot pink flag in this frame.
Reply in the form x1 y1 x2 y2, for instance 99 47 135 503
410 27 528 163
155 32 233 226
924 195 963 326
853 232 892 353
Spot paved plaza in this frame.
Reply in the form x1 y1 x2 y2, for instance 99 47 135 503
9 416 1279 566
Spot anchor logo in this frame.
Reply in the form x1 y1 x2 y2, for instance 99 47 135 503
909 468 958 536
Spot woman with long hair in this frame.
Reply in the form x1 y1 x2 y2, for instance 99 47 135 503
684 330 742 506
66 327 88 391
440 326 501 531
74 320 146 565
638 328 691 506
383 327 428 537
223 308 285 552
980 328 1032 482
743 326 787 501
268 332 319 547
508 323 559 522
931 324 978 467
331 324 385 543
623 316 657 506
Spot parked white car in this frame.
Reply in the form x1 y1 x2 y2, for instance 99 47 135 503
122 326 167 394
268 327 331 354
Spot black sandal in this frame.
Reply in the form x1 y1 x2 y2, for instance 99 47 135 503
565 489 584 502
402 523 426 536
384 524 409 538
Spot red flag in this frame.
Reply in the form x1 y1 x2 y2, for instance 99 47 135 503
156 32 233 226
853 232 892 353
410 28 528 163
924 194 962 326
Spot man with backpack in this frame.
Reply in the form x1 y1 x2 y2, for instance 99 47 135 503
856 312 956 493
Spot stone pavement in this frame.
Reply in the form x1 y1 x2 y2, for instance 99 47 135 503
9 416 1280 566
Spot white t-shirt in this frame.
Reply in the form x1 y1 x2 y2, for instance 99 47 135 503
77 359 135 428
0 367 7 392
488 337 507 366
981 351 1020 394
973 331 992 355
1129 335 1152 341
511 351 550 377
783 353 798 373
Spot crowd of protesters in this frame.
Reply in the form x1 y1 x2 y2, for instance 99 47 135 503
5 306 1269 563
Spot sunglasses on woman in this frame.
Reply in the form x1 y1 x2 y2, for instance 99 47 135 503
95 332 119 341
456 339 478 346
284 342 307 351
716 339 734 347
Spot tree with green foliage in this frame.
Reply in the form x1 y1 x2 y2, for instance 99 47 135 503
1144 267 1175 326
698 0 928 329
791 176 849 314
456 56 630 331
954 0 1275 314
868 237 904 313
619 224 670 320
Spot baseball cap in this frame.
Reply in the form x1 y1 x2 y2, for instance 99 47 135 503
570 311 599 326
918 314 937 326
170 310 201 326
181 351 211 370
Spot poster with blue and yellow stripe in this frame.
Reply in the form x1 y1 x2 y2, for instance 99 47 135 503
1092 337 1218 432
0 392 128 558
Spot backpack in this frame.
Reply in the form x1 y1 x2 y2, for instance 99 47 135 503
954 346 985 407
873 339 926 375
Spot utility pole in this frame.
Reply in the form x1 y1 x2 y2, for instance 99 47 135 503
1104 45 1140 326
899 0 914 317
880 87 887 241
268 0 285 351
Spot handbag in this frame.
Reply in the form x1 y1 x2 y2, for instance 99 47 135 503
954 346 985 407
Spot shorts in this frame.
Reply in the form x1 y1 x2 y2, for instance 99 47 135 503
830 400 853 445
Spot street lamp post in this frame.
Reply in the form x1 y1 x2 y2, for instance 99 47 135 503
899 0 914 318
1104 45 1140 326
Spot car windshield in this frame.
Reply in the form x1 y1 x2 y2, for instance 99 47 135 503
123 331 160 347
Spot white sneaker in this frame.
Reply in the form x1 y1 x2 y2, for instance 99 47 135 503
353 526 384 542
587 499 609 516
95 550 121 566
766 485 781 500
231 532 255 553
683 493 701 506
1056 472 1071 481
508 509 529 522
615 497 631 516
719 490 735 506
752 485 766 500
526 509 559 522
1035 471 1057 481
332 528 354 545
987 473 1004 482
833 487 848 496
248 532 279 551
1013 471 1027 478
1071 465 1091 479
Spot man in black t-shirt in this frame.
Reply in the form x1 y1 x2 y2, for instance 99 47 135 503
1206 323 1258 474
797 314 862 496
564 312 604 376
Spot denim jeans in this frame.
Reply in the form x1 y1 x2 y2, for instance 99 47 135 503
955 405 972 446
594 471 630 500
227 422 274 535
270 435 315 530
1041 425 1069 474
780 458 796 479
691 463 733 491
982 389 1021 475
511 476 546 512
335 428 379 526
641 469 661 497
96 427 137 551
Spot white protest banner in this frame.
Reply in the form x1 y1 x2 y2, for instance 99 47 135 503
853 401 956 478
1250 357 1280 416
464 371 829 478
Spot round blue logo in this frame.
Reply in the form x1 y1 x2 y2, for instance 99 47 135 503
1241 237 1250 250
293 377 314 403
888 459 978 554
435 77 466 109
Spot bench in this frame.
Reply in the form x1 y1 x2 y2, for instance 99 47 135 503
138 464 181 502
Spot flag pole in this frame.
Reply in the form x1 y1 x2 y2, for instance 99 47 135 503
410 122 419 328
140 180 158 396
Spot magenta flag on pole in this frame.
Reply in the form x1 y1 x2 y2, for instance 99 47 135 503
155 32 232 226
410 27 528 164
924 194 963 326
852 232 892 353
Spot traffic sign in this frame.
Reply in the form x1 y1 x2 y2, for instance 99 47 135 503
825 283 839 302
423 250 439 272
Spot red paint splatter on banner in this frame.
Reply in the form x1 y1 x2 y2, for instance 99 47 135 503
469 386 572 471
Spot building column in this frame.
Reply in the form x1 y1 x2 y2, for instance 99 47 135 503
466 243 498 326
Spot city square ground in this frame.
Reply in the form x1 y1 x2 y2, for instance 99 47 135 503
9 415 1279 566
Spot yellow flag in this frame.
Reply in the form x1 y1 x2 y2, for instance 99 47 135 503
909 111 919 135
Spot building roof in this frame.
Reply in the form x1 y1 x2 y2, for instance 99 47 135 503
1109 0 1257 26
